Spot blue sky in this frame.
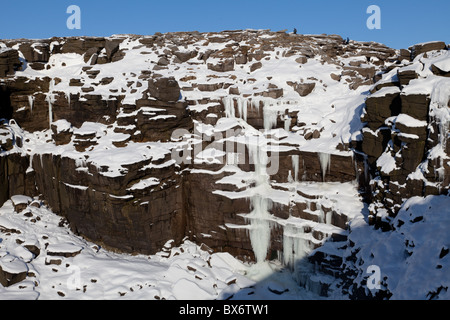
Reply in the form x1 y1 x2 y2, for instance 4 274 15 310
1 0 448 49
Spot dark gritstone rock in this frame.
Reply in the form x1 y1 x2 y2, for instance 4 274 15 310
0 48 21 77
0 32 448 301
287 81 316 97
0 254 28 287
363 89 402 131
148 77 181 102
409 41 447 60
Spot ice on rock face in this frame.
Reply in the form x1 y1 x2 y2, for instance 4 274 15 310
263 101 278 131
223 96 235 118
248 142 269 183
28 95 34 112
248 194 273 263
223 96 281 131
246 142 273 264
284 114 291 132
283 224 309 270
291 155 300 182
45 79 56 128
318 152 331 182
237 97 248 122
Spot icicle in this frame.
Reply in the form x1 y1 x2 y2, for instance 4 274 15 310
284 115 290 132
318 205 325 224
48 99 53 127
291 155 299 182
354 156 360 183
66 92 71 108
223 96 235 118
39 153 44 169
283 224 308 271
318 152 331 182
237 97 248 122
263 99 278 131
326 210 332 225
288 170 293 183
226 152 239 166
252 99 260 116
302 158 307 181
28 95 34 113
248 194 273 263
248 141 269 185
46 79 55 129
246 140 273 264
26 154 34 174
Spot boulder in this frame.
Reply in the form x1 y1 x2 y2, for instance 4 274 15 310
51 120 73 145
83 47 101 63
173 50 197 63
148 77 181 102
61 37 106 55
343 66 376 80
11 195 32 213
105 39 122 60
295 56 308 64
397 69 418 86
363 87 401 130
398 49 411 61
46 243 83 257
250 62 263 72
431 58 450 77
400 93 430 121
0 48 21 77
287 81 316 97
235 54 247 65
361 127 392 163
409 41 447 60
207 59 235 72
18 42 50 64
0 255 28 287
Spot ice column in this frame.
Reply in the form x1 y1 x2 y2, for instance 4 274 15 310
237 97 248 122
318 152 331 182
65 92 71 109
223 96 235 118
291 155 300 182
263 100 278 130
283 224 309 271
247 140 273 264
28 95 34 113
45 79 56 129
284 115 291 132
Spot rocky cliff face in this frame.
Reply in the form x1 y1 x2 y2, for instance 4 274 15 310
0 30 448 297
357 42 450 227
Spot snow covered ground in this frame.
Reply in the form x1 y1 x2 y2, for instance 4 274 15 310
1 192 448 300
0 197 323 300
342 194 450 300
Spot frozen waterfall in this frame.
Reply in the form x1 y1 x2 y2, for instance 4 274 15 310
247 141 273 263
318 152 331 182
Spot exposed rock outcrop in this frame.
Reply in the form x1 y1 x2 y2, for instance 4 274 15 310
0 31 448 298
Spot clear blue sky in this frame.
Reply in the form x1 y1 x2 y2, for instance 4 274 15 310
1 0 449 49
